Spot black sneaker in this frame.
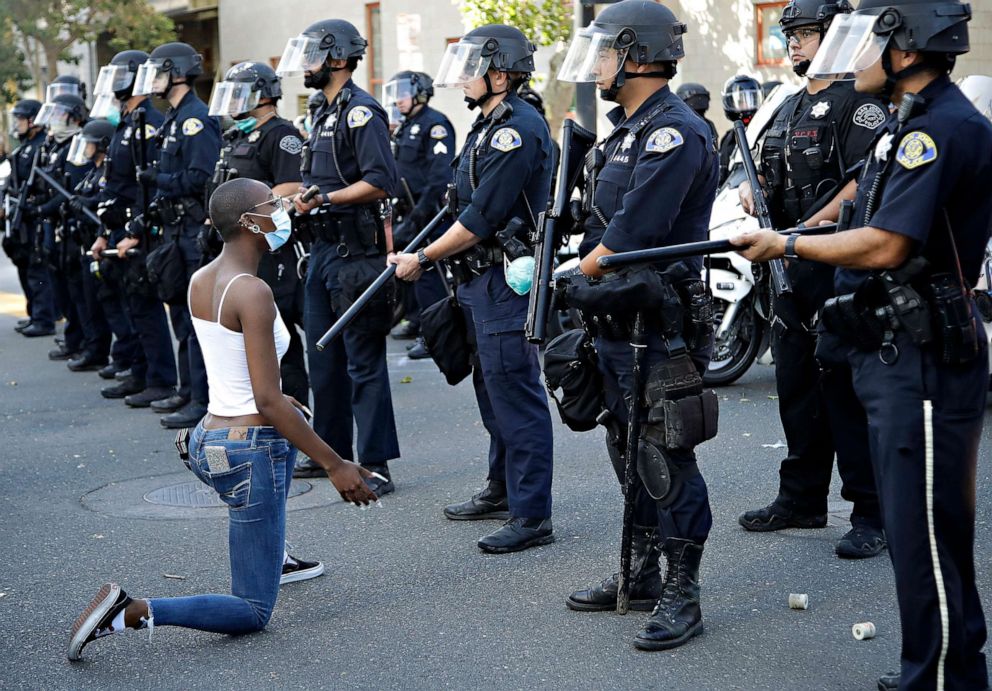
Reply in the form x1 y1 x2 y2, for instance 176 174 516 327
48 346 75 361
407 337 431 360
21 323 56 337
878 672 899 690
68 583 132 661
836 522 887 559
114 368 133 381
15 318 31 332
68 353 109 372
390 320 418 340
280 555 325 585
293 456 326 479
443 482 510 521
125 386 177 409
150 393 190 414
738 502 827 532
364 467 395 496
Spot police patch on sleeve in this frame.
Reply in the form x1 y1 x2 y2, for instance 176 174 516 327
490 127 522 152
644 127 684 154
430 124 448 140
279 135 303 155
181 118 204 136
144 124 157 140
433 141 448 155
895 131 938 170
347 106 373 128
853 103 886 130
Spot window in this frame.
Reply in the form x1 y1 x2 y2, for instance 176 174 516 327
755 1 789 66
366 2 383 92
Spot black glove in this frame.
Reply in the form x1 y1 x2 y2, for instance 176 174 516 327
97 199 128 230
126 214 146 239
137 166 158 186
68 196 85 213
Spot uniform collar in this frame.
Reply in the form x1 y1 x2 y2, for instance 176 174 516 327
606 84 673 128
473 92 521 128
170 89 197 114
915 73 952 102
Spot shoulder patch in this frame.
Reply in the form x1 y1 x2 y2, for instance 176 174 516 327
433 140 448 156
490 127 522 152
430 124 448 140
896 131 938 170
853 103 886 130
144 124 158 140
181 118 204 136
644 127 684 154
279 134 303 155
347 106 373 129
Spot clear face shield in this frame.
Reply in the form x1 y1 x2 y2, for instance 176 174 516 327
208 81 260 117
66 133 94 166
94 64 134 95
382 80 415 123
35 102 69 127
557 29 627 84
434 41 491 88
89 93 120 119
722 84 763 114
46 82 81 102
806 13 888 80
275 36 330 77
132 61 171 96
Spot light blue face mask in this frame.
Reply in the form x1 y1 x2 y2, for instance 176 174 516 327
235 117 257 134
505 255 535 296
262 207 292 251
106 109 121 127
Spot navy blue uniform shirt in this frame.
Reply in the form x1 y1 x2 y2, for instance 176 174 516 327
223 116 303 187
104 103 165 207
837 75 992 295
302 79 397 213
454 92 553 241
154 90 220 201
392 104 455 217
580 85 719 274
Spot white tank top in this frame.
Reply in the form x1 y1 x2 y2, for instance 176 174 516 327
190 272 291 417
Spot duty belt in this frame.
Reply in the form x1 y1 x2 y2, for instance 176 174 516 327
448 243 503 283
295 206 383 258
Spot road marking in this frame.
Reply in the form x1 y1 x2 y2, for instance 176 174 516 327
0 291 26 317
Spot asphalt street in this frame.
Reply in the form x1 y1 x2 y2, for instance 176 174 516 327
2 254 991 690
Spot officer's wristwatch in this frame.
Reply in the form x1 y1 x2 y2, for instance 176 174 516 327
784 234 801 261
416 248 431 269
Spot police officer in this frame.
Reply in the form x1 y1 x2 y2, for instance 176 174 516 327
737 0 886 559
119 42 221 428
88 49 179 402
207 61 311 438
33 93 93 357
718 75 762 184
2 99 46 335
556 0 719 650
390 24 556 552
383 70 455 359
276 19 400 493
64 119 140 374
735 1 988 686
47 74 86 103
677 82 719 143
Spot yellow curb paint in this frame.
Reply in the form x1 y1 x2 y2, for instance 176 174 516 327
0 291 27 317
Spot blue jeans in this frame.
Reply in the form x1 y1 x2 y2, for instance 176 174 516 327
147 423 297 634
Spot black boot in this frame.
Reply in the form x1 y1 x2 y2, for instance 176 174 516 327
877 672 899 690
634 538 704 651
443 480 510 521
566 527 662 612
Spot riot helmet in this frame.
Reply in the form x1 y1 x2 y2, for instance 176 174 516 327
209 62 282 119
276 19 367 90
779 0 853 76
677 82 711 114
558 0 686 101
721 75 763 123
36 94 88 140
67 118 116 166
47 75 86 103
435 24 536 109
91 50 150 119
133 43 204 98
808 0 971 91
10 99 42 139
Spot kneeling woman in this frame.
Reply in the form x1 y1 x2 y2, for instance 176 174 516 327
69 178 376 660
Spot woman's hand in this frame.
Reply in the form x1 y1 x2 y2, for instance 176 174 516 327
326 461 378 506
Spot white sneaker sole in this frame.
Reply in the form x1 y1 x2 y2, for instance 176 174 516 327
68 582 120 661
280 562 325 585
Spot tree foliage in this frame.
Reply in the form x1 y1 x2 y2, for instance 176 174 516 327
0 0 175 89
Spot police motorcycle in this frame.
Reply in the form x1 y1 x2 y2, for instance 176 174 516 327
701 82 799 385
957 75 992 388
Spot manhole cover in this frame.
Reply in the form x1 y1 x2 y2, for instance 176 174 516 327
82 472 339 520
144 480 312 508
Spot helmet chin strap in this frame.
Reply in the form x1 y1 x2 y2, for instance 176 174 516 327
304 60 350 90
465 73 507 110
878 47 932 103
793 60 811 77
599 65 670 102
